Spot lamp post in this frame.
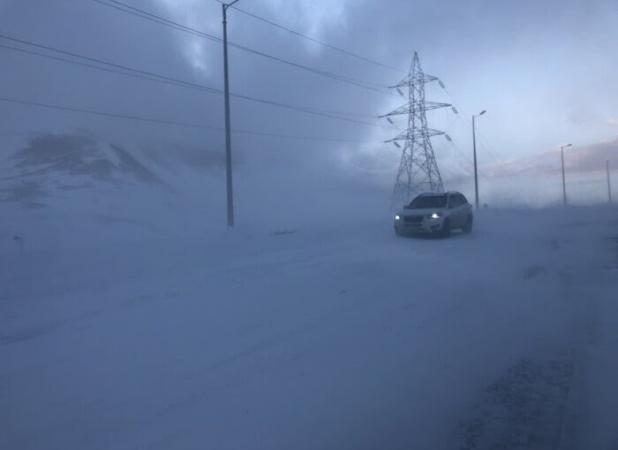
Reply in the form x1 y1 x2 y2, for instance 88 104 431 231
607 160 612 204
560 143 572 205
472 110 486 209
222 0 240 228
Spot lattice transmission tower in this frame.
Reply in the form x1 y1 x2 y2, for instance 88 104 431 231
381 52 455 207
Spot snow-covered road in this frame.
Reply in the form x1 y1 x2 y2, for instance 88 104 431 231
2 207 618 449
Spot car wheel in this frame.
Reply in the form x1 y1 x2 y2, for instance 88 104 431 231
441 219 451 238
462 215 473 233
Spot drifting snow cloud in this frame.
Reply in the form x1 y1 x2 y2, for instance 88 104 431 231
483 136 618 178
261 0 351 48
2 0 618 207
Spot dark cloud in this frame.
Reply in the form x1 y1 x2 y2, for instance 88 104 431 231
1 0 617 203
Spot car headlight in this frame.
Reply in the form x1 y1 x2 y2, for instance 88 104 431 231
394 214 401 221
430 212 441 219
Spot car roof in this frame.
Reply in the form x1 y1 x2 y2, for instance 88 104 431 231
415 191 461 197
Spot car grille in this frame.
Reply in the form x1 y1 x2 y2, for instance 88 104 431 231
403 215 423 224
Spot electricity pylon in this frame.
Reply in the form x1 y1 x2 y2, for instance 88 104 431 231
380 51 454 207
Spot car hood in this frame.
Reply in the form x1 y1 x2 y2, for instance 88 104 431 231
398 208 447 216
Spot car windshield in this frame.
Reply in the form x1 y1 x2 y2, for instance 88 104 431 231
407 195 447 209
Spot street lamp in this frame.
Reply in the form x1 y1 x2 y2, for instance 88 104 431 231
560 143 572 205
472 110 486 209
222 0 240 228
607 160 612 204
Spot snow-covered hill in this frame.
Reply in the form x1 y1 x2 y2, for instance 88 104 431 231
1 133 168 206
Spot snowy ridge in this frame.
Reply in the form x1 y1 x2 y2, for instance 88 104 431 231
0 133 170 207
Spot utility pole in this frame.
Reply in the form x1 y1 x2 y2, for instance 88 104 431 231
222 0 240 228
560 143 572 206
472 110 486 209
607 160 613 204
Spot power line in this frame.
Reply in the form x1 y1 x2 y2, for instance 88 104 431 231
0 96 373 144
0 33 218 92
89 0 392 95
0 34 384 128
211 0 403 73
0 43 206 91
476 129 503 164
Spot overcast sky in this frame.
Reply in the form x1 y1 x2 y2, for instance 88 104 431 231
1 0 617 200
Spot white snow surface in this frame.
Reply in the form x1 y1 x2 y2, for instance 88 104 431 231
2 198 618 449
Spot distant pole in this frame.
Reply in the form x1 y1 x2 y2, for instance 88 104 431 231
472 110 486 209
561 147 566 205
607 160 613 204
222 0 240 228
560 143 572 206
